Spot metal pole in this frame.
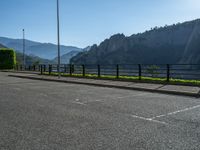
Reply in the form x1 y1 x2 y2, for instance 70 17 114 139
23 29 26 68
57 0 61 78
116 64 119 79
167 64 170 82
138 64 142 80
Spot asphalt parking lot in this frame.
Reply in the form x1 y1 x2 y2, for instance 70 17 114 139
1 72 200 150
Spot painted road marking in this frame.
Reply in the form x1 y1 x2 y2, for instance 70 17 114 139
72 101 86 105
85 93 150 104
152 104 200 119
130 114 168 125
72 99 86 105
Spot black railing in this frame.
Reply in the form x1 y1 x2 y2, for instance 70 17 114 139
15 64 200 81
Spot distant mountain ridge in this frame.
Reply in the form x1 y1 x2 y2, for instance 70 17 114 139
71 19 200 65
0 37 83 60
16 51 54 65
53 50 81 64
0 43 6 48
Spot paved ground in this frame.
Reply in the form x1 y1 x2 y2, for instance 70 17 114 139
1 72 200 150
8 72 200 97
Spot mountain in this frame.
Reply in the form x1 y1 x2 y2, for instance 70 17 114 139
52 46 91 64
83 46 91 52
15 51 53 65
0 43 6 48
0 37 83 60
53 50 81 64
71 19 200 65
0 41 52 65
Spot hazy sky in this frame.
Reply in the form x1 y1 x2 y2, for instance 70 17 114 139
1 0 200 48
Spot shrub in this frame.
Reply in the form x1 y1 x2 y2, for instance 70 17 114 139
0 48 16 69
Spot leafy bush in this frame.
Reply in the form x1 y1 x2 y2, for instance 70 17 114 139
0 48 16 69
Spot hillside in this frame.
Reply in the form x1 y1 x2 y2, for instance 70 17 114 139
71 19 200 65
0 37 83 60
0 43 6 48
0 42 52 65
15 51 53 65
53 50 81 64
52 46 91 64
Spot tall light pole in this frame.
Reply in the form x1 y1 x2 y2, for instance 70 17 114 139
22 29 26 68
57 0 61 78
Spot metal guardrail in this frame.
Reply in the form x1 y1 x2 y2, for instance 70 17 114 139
15 64 200 81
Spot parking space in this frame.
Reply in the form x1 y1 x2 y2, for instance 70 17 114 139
1 72 200 150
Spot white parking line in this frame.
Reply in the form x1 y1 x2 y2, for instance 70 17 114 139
130 115 168 125
72 101 86 105
152 104 200 119
85 93 150 104
72 98 87 105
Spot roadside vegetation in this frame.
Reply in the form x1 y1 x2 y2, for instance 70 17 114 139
0 48 16 69
42 72 200 86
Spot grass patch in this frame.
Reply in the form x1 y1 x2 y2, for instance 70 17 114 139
42 72 200 86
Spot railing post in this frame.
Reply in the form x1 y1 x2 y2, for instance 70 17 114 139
82 65 85 77
72 65 74 74
49 65 52 75
43 65 46 72
33 65 36 71
116 64 119 79
64 64 67 73
40 65 43 75
70 64 72 76
167 64 170 82
39 65 40 72
98 65 101 78
138 64 142 80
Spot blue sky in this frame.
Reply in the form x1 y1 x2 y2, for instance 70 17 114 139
1 0 200 48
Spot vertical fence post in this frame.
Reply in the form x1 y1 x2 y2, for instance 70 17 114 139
72 65 74 74
44 65 46 72
138 64 142 80
98 65 101 78
40 65 43 75
82 65 85 77
167 64 170 82
64 64 67 73
33 65 36 71
70 64 72 76
39 65 41 72
116 64 119 79
49 65 52 75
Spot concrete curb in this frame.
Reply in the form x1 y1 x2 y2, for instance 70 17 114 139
9 74 200 98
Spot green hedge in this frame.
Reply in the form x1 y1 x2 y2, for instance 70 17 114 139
0 48 16 69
